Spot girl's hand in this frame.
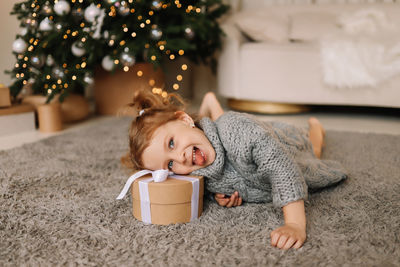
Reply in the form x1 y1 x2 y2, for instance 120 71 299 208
214 191 242 207
270 223 306 250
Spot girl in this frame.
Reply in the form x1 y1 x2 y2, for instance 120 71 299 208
124 89 347 250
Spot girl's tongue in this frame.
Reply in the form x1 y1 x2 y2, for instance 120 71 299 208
193 147 206 166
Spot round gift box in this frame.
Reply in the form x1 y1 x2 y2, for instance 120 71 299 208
131 175 204 225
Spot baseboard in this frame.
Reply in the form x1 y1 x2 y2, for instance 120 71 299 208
0 111 36 136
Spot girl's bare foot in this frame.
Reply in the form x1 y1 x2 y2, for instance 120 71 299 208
199 92 224 121
308 117 325 159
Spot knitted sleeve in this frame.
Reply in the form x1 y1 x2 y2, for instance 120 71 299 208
216 112 308 208
251 131 308 207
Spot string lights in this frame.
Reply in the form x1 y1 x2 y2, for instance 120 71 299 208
7 0 229 101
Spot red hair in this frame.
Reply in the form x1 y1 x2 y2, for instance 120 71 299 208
121 88 189 170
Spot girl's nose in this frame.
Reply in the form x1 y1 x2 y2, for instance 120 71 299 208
174 150 186 164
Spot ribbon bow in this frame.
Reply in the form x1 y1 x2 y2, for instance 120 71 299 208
116 169 201 224
116 169 170 200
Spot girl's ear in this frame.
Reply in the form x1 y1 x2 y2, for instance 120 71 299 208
175 111 195 127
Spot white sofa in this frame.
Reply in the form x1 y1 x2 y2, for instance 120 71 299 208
217 1 400 111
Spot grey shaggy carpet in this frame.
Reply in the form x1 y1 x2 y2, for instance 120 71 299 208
0 117 399 266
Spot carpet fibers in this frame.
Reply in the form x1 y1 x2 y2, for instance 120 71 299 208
0 117 399 266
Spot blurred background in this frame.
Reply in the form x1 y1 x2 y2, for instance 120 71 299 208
0 0 399 150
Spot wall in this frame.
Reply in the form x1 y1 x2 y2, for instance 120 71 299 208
0 0 19 87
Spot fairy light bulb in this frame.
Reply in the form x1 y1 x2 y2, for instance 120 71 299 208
137 70 143 77
176 75 183 81
173 83 179 90
181 64 188 70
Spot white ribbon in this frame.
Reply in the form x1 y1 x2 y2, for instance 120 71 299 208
116 170 200 224
116 169 169 200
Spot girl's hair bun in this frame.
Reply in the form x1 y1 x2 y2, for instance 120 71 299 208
120 88 185 120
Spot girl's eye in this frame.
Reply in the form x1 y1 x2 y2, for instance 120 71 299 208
168 139 174 149
168 160 173 170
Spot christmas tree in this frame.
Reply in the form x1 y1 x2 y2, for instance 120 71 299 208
7 0 229 103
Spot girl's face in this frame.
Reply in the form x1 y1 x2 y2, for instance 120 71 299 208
141 114 216 175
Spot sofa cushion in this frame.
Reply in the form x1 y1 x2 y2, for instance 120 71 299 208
289 11 340 42
337 8 399 35
233 10 290 43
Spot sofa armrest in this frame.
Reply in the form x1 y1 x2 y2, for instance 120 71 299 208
217 21 247 99
221 20 248 46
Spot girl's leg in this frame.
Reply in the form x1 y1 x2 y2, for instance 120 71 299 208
199 92 224 121
308 117 325 159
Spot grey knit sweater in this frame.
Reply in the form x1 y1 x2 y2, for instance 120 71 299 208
192 111 347 207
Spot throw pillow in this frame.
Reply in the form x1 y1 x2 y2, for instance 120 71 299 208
233 10 290 43
289 11 339 42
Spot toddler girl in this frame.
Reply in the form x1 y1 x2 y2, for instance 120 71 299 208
123 89 347 250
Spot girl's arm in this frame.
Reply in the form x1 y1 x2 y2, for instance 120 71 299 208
199 92 224 121
270 200 307 250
